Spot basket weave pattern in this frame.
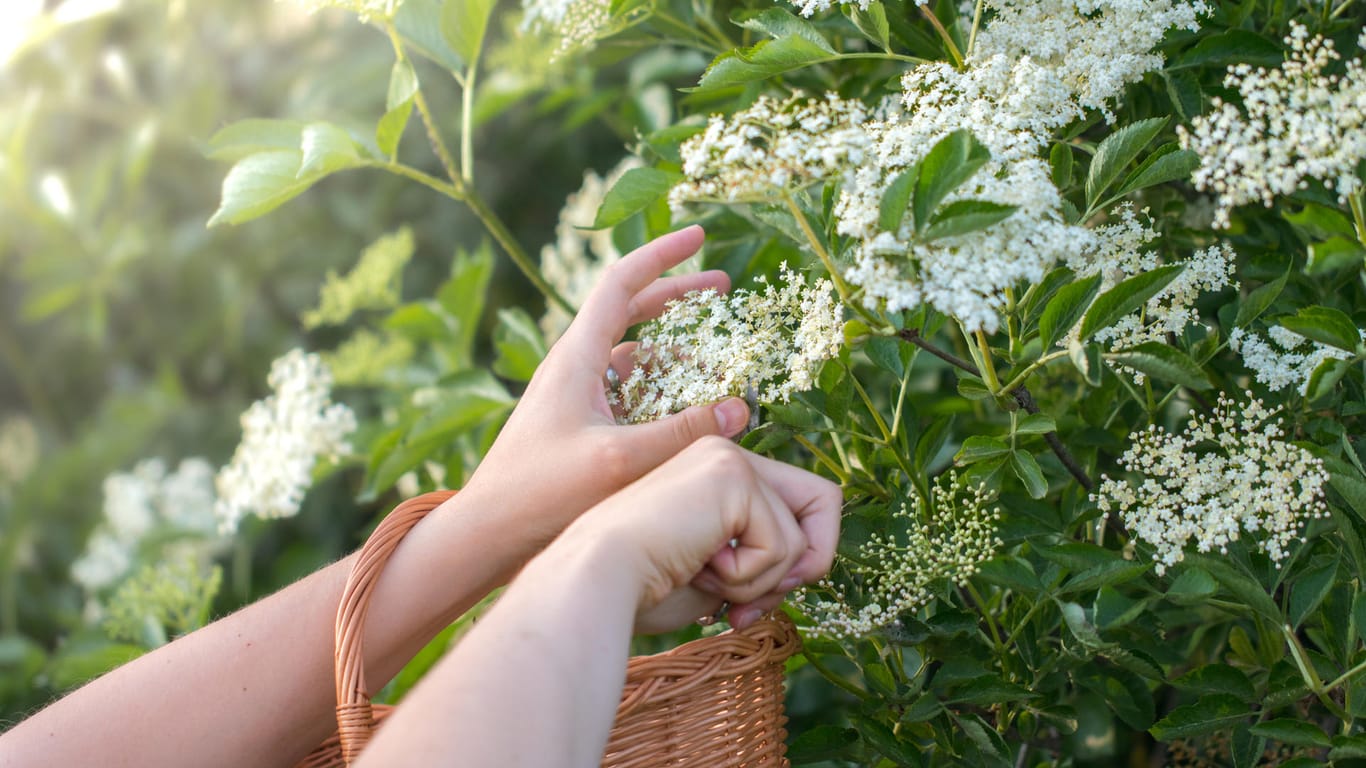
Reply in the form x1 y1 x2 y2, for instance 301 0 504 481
296 490 799 768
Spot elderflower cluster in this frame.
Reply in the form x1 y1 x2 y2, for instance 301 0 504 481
303 227 413 329
616 267 843 423
796 473 1001 638
540 157 641 342
214 349 356 533
1094 393 1328 576
1229 326 1354 394
71 458 220 592
1179 23 1366 228
671 93 871 205
832 0 1205 333
103 558 223 647
521 0 611 58
1066 206 1236 369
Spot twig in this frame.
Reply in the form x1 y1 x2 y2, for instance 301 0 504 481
898 328 1095 491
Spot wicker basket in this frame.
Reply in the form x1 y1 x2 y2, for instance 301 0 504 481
295 490 800 768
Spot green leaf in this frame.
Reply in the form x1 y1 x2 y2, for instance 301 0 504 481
441 0 497 64
47 642 144 690
787 725 860 763
1015 413 1056 435
844 1 890 51
1078 264 1185 341
1278 305 1363 352
914 129 991 232
878 165 918 233
438 244 495 367
204 119 305 162
1010 450 1047 499
1233 268 1289 328
1106 342 1212 390
1085 117 1167 208
956 435 1011 464
1166 567 1216 605
1188 555 1280 623
1330 734 1366 761
298 122 364 177
1285 202 1357 240
377 60 418 158
1061 561 1150 594
1039 274 1102 349
491 308 548 382
1307 236 1366 274
922 200 1018 241
1049 142 1073 188
1114 147 1198 197
736 8 835 52
1173 29 1283 69
1149 694 1248 740
1173 664 1256 702
394 0 465 71
1289 559 1338 628
404 370 515 448
1094 586 1147 629
852 715 922 767
592 167 680 230
1069 340 1103 387
975 555 1041 593
207 150 327 227
693 36 835 92
1249 719 1331 748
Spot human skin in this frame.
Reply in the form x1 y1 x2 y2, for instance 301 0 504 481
356 437 842 768
0 226 761 768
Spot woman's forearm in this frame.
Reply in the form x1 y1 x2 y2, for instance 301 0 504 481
356 521 642 768
0 487 527 768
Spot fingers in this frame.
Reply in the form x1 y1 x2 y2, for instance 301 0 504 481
614 397 750 470
703 476 807 605
559 226 705 362
743 452 843 584
625 270 730 327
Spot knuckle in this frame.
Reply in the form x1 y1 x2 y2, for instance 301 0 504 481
594 434 636 487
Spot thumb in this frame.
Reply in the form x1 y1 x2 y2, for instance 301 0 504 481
621 397 750 472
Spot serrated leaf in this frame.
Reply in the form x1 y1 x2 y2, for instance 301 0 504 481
956 435 1011 464
1187 555 1280 623
845 1 890 50
922 200 1018 241
1249 719 1330 748
1233 268 1289 328
299 122 363 177
1079 264 1185 341
1149 694 1248 740
914 130 991 232
1289 559 1337 628
208 150 326 227
787 725 860 763
592 167 679 229
693 36 834 92
1166 567 1216 604
1278 305 1363 352
394 0 465 71
1069 340 1103 387
1060 561 1150 594
878 165 917 233
1010 450 1047 498
975 556 1041 593
205 119 305 162
1114 147 1198 197
1086 117 1167 207
1106 342 1212 390
1173 664 1256 702
1173 29 1283 69
1050 142 1073 188
1330 734 1366 760
852 715 922 767
1307 236 1366 274
1015 413 1056 435
377 59 418 158
441 0 497 64
491 308 548 382
736 8 835 51
1040 274 1102 349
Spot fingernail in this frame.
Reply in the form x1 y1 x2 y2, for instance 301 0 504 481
779 576 802 592
732 608 760 629
715 398 748 436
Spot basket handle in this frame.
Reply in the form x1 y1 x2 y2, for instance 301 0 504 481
332 489 457 764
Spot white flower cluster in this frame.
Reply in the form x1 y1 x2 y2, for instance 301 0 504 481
1094 393 1328 576
616 267 843 423
71 458 219 592
832 0 1206 332
303 227 413 330
1179 22 1366 228
1067 206 1236 369
520 0 611 58
214 349 357 533
539 157 641 342
796 473 1001 638
671 92 871 205
1229 325 1354 394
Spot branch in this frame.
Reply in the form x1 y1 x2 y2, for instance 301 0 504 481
898 328 1095 490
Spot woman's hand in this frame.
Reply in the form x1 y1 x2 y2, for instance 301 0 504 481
452 226 751 559
560 436 843 632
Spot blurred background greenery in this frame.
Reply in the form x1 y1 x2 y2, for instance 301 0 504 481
0 0 644 722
